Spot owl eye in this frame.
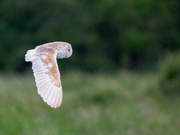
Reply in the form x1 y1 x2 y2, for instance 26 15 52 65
68 48 70 52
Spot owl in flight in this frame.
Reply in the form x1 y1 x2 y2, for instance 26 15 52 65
25 41 73 108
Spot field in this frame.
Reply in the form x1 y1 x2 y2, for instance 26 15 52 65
0 71 179 135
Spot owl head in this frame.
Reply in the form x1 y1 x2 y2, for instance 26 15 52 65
55 42 73 59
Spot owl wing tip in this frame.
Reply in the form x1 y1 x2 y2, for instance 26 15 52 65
37 82 63 108
31 57 62 108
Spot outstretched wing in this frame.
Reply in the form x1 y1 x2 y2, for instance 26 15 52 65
31 48 62 108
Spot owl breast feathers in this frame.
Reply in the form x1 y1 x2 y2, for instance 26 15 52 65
25 41 73 108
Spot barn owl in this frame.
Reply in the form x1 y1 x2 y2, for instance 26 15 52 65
25 41 73 108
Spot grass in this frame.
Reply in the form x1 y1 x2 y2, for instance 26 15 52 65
0 71 179 135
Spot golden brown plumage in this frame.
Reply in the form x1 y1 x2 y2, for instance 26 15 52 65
25 41 72 108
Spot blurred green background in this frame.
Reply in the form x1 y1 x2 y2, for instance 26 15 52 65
0 0 180 135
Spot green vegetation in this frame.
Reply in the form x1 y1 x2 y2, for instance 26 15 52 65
158 52 180 97
0 0 179 71
0 71 179 135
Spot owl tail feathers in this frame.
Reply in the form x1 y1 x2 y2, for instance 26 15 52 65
25 49 36 62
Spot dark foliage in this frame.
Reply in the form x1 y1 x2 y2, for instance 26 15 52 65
0 0 179 72
158 52 180 97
